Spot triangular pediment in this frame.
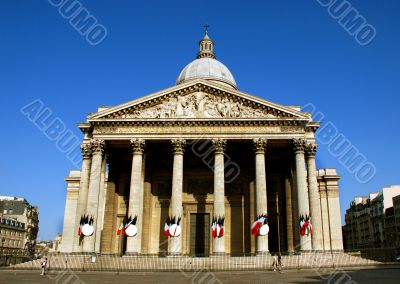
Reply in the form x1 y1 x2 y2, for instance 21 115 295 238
88 80 310 121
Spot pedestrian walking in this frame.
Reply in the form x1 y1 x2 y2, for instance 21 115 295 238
272 254 278 271
277 253 282 272
40 257 47 276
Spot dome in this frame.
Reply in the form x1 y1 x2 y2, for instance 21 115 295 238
176 30 237 89
176 58 237 89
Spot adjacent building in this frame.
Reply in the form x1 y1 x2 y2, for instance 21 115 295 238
0 196 39 255
343 185 400 250
393 195 400 248
0 217 26 250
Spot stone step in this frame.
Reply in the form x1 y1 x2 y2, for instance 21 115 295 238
10 253 384 272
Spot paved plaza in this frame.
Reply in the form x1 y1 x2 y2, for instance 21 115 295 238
0 267 399 284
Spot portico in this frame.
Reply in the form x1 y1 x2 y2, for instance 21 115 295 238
60 31 344 256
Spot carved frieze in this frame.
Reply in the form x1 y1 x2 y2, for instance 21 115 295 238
92 125 300 135
117 92 278 119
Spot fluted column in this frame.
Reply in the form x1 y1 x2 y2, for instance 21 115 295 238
284 175 294 253
169 139 186 255
253 138 269 255
72 143 92 252
293 138 312 251
212 139 226 255
126 139 145 255
83 139 105 253
94 154 107 253
306 143 324 251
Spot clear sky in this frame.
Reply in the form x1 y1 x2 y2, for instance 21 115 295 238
0 0 399 240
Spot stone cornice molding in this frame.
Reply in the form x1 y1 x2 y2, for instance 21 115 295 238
90 139 105 155
212 139 227 154
80 143 92 159
130 139 145 155
253 138 268 154
171 139 186 155
88 118 308 129
293 138 307 154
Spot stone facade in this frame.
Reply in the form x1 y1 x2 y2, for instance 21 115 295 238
0 217 26 250
60 32 344 256
0 196 39 256
343 186 400 250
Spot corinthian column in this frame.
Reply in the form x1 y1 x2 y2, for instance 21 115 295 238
253 138 269 255
169 139 186 255
126 139 145 255
293 138 312 251
83 139 105 253
212 139 226 255
306 143 324 251
73 143 92 252
284 175 294 253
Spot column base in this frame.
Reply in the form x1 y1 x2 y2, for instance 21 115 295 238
124 252 140 257
256 251 270 256
294 250 314 255
167 252 183 257
211 252 227 257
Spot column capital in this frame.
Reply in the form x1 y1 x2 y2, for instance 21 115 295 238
80 143 92 159
305 143 318 157
253 138 268 154
171 139 186 155
130 139 145 155
90 139 105 155
212 139 227 154
293 138 307 154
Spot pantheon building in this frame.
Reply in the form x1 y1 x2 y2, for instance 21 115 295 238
60 31 343 257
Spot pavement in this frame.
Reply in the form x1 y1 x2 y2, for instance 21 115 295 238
0 267 399 283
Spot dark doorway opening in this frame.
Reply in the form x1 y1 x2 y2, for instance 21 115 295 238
190 213 210 257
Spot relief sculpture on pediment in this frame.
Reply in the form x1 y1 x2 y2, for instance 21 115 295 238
120 92 276 119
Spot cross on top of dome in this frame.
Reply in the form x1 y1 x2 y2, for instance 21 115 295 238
197 25 216 59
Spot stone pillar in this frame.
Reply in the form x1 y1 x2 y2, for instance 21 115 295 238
291 167 300 250
293 138 312 251
284 175 294 253
83 139 105 253
212 139 226 255
253 138 269 255
322 169 344 251
249 177 256 254
306 143 324 251
94 155 107 253
169 139 186 255
72 143 92 252
319 187 332 250
126 139 145 255
60 171 80 253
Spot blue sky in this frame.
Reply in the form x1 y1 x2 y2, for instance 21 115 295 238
0 0 399 240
